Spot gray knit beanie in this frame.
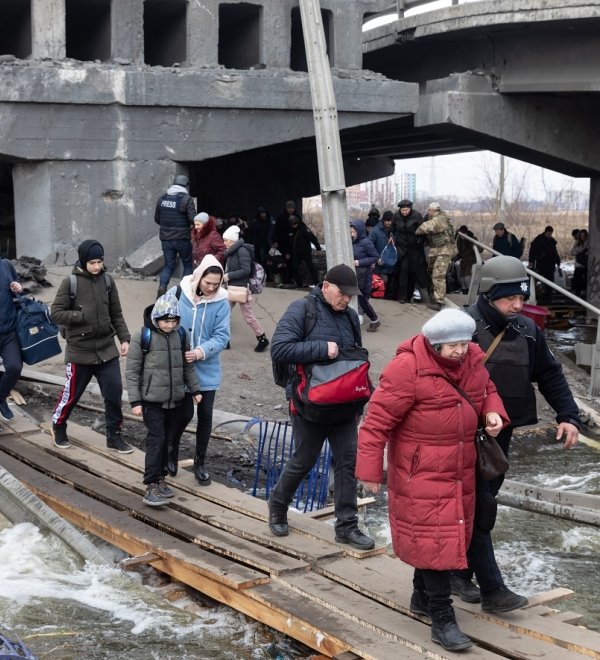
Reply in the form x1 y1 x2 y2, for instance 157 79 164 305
421 309 475 346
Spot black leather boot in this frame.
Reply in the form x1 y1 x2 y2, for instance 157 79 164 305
166 438 180 476
431 607 472 651
194 457 211 486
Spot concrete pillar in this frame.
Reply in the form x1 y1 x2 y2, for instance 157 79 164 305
188 0 219 67
31 0 66 60
329 2 364 69
13 160 180 268
264 2 289 67
588 178 600 311
112 0 144 63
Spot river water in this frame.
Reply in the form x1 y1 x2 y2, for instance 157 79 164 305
2 429 599 659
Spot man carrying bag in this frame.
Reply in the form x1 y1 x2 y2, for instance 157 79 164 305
267 264 374 551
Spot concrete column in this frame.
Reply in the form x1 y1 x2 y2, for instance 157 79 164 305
188 0 219 67
31 0 66 60
264 1 290 68
588 178 600 311
13 160 178 268
329 2 364 69
112 0 144 63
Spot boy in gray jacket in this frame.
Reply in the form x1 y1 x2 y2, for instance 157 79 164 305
126 289 202 506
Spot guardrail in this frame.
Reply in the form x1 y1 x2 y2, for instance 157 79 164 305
457 232 600 398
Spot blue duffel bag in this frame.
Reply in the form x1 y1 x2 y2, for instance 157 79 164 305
14 295 62 365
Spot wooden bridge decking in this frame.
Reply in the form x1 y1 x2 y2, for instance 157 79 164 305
1 410 599 660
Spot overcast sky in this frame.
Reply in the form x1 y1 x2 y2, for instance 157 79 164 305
395 152 590 201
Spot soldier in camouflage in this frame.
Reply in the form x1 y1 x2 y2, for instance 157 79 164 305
416 202 455 310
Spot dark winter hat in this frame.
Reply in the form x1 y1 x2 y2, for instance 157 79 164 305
398 199 413 208
493 222 506 230
422 309 476 346
368 207 381 217
382 210 394 221
487 280 530 301
152 288 180 324
78 239 104 265
324 264 360 296
545 225 554 233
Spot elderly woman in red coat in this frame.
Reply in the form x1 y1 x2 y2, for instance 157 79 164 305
357 308 508 652
191 212 226 267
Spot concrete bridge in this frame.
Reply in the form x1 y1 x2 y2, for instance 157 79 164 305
0 0 598 298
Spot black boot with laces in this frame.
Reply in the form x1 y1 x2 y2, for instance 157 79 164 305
431 607 472 651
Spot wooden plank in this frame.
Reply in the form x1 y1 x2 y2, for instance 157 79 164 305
0 451 267 590
306 496 376 519
524 589 576 608
315 555 600 659
280 571 594 660
0 437 314 575
503 480 600 513
118 552 160 569
56 420 386 558
23 429 374 562
550 611 585 625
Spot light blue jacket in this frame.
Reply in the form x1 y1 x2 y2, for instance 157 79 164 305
178 255 231 391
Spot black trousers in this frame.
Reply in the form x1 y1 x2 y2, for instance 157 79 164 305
0 331 23 404
453 425 513 593
413 568 452 614
167 390 216 463
52 357 123 431
292 252 319 287
143 404 182 484
269 412 359 535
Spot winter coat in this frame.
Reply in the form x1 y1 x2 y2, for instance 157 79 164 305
529 233 561 269
179 255 231 391
393 209 425 258
224 239 254 287
350 220 379 295
492 231 523 258
0 259 18 334
356 334 507 571
291 221 321 257
469 296 580 429
126 305 201 409
51 265 130 364
192 218 226 267
455 230 482 278
273 208 300 255
370 220 397 276
270 287 362 402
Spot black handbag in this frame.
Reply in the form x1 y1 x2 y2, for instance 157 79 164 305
441 377 509 481
474 426 509 482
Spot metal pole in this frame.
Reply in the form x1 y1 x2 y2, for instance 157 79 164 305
298 0 354 273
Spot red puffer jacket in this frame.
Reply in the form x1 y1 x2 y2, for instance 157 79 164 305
357 334 508 571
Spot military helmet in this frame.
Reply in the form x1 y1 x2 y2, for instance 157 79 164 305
173 174 189 187
479 256 528 293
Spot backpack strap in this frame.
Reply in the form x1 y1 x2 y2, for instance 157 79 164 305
68 272 112 308
303 293 317 337
141 325 187 354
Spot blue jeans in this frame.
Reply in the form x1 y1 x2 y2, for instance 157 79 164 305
269 412 359 535
0 331 23 404
160 239 193 287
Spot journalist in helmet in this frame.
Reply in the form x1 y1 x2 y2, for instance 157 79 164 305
450 255 580 613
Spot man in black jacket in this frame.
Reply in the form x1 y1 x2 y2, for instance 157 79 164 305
268 264 375 551
451 256 580 613
154 174 197 297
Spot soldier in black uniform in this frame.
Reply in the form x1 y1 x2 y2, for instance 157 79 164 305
154 174 197 297
451 256 580 613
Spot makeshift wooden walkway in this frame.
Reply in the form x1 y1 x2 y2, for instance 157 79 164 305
1 410 599 660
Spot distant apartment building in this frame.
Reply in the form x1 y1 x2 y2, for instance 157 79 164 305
395 172 416 202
